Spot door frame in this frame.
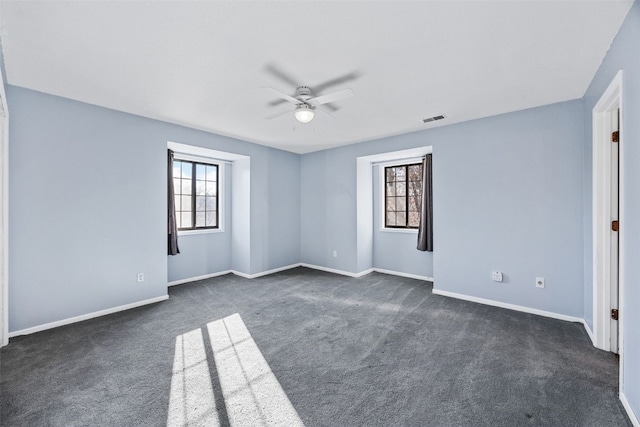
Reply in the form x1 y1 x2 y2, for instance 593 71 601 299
0 68 7 348
592 71 624 362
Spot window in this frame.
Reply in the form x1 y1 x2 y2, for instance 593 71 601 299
385 163 423 229
173 159 219 230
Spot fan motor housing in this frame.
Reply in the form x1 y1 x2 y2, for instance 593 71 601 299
296 86 312 99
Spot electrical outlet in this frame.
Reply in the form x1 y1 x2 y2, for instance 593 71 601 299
491 271 503 282
333 250 337 258
536 277 545 288
137 273 145 283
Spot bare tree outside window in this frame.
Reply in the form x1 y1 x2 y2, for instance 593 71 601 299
385 163 422 228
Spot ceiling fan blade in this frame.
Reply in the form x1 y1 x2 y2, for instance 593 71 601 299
265 107 295 120
269 98 288 107
262 86 300 105
317 105 337 119
313 71 361 94
321 102 339 112
264 63 300 88
308 88 354 106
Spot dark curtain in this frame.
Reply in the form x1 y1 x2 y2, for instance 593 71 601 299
417 154 433 252
168 150 180 255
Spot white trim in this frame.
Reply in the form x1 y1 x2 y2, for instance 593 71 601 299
232 263 301 279
592 70 624 352
300 263 373 278
0 63 7 348
373 268 433 282
168 270 232 287
432 289 583 323
582 319 596 345
373 157 425 168
621 392 640 427
167 141 247 162
380 228 418 234
178 228 225 236
8 295 169 338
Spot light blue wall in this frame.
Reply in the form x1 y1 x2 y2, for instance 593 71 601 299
301 100 585 318
583 0 640 419
372 165 433 277
250 148 300 273
433 101 585 317
7 86 300 332
167 166 233 282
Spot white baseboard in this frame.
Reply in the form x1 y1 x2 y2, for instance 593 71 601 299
431 289 583 323
232 263 301 279
582 319 596 345
621 392 640 427
373 268 433 282
299 263 368 278
8 295 169 338
168 270 232 287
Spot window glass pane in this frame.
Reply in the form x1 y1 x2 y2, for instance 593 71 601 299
196 196 206 211
386 167 395 183
196 164 207 180
409 212 420 227
181 179 191 194
408 165 422 181
206 165 217 181
181 162 192 179
386 212 396 227
396 212 407 227
174 195 181 211
206 181 217 196
386 196 395 211
173 163 182 180
386 183 396 197
408 180 421 196
206 212 217 227
195 211 206 227
408 197 418 212
206 197 216 211
181 195 192 211
173 178 182 195
196 180 206 196
395 167 406 181
396 197 406 212
181 212 192 228
395 182 406 196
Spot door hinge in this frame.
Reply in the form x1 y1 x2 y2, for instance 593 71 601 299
612 131 619 142
612 220 619 232
611 309 619 320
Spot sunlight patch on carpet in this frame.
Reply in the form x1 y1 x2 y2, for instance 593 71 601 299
207 313 304 427
167 328 220 427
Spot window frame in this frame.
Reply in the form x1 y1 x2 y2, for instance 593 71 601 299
172 157 222 233
381 160 423 232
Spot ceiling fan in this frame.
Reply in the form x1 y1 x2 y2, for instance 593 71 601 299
263 85 355 123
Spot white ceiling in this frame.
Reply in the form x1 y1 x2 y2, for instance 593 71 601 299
0 1 633 154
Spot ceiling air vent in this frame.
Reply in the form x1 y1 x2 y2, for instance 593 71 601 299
423 115 446 124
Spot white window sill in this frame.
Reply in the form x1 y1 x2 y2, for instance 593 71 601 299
178 228 225 236
380 228 418 234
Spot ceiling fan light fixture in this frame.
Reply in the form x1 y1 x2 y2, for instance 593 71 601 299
294 104 315 123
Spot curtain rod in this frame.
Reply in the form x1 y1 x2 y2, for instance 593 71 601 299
371 155 426 166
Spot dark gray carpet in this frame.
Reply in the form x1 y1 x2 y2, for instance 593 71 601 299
0 267 631 426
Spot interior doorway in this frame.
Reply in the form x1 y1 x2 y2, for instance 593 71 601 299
609 108 620 355
592 70 623 358
0 83 6 348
